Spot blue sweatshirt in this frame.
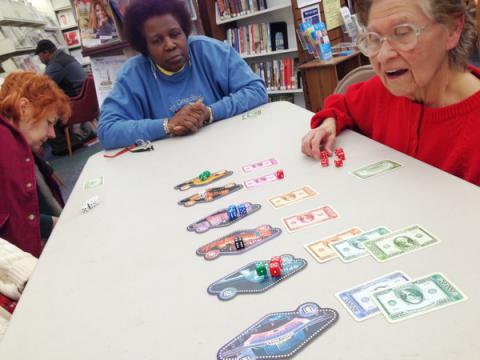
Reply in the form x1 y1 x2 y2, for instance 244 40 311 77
98 35 268 149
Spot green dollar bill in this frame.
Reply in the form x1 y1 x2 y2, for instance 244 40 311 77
371 273 467 323
363 225 440 262
330 227 390 263
352 160 402 179
83 176 104 191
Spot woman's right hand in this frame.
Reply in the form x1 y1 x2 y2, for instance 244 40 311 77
167 103 205 136
301 117 337 160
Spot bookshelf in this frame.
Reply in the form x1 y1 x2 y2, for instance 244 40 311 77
199 0 305 107
290 0 369 112
0 0 67 75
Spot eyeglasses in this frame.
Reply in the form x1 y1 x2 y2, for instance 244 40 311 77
357 23 430 57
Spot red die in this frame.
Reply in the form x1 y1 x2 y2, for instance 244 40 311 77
269 262 281 277
334 159 343 167
270 256 282 267
334 147 344 155
275 169 285 179
321 158 329 167
320 150 329 159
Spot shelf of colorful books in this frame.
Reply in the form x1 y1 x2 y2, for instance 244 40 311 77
268 88 303 95
216 3 291 25
242 48 298 59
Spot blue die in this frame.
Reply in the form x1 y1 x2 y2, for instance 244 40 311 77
227 205 238 220
238 203 247 216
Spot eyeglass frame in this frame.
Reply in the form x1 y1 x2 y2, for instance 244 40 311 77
357 23 431 57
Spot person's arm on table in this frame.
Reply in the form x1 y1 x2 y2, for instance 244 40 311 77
208 45 268 121
302 80 375 159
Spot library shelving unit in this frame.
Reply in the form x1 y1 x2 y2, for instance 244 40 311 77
290 0 369 112
198 0 305 107
0 0 65 75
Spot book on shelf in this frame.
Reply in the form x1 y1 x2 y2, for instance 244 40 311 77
217 0 268 20
73 0 120 49
57 9 77 28
226 22 275 56
250 57 298 91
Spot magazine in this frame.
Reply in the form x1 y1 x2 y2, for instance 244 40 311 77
74 0 120 48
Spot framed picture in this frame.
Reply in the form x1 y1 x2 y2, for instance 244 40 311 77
57 9 76 28
64 29 80 47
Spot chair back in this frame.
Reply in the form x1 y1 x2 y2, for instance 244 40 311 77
335 65 376 95
67 74 99 125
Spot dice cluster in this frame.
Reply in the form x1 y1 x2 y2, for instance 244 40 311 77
227 203 248 221
81 196 100 214
199 170 211 181
255 256 282 278
321 147 346 168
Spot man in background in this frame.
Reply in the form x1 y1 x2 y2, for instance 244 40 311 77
35 39 96 155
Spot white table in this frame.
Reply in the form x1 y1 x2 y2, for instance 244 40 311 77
1 102 479 359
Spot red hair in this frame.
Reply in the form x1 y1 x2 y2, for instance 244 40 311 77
0 71 71 125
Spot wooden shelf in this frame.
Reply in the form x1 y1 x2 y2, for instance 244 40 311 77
81 40 129 57
61 24 78 31
216 4 291 25
299 51 362 70
242 48 298 60
68 44 81 50
268 89 303 95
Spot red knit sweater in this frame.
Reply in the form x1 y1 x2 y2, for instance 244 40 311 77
311 68 480 187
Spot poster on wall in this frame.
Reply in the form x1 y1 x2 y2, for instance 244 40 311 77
300 4 321 25
90 54 127 106
64 29 81 47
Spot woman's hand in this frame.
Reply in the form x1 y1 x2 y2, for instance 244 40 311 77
167 100 210 136
301 117 337 160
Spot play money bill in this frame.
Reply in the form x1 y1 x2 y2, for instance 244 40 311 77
83 175 104 191
363 225 440 262
372 273 467 323
336 271 410 321
304 227 362 263
330 227 391 263
282 205 339 233
352 160 402 180
268 186 318 209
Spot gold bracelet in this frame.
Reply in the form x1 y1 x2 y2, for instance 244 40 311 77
163 119 172 136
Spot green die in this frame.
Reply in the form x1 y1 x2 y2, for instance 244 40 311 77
255 262 267 276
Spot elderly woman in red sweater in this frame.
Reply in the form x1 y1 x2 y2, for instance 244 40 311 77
0 72 71 257
302 0 480 186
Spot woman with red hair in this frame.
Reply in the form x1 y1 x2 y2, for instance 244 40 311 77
0 72 71 257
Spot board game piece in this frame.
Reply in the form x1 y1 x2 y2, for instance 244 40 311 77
336 271 410 321
269 262 281 277
208 254 307 300
270 256 282 266
187 202 261 233
238 203 247 216
371 273 467 323
282 205 339 233
234 237 245 250
321 158 329 167
196 225 282 260
244 171 284 189
227 205 238 220
268 186 318 209
178 183 243 207
256 262 267 276
352 160 402 180
334 159 343 167
242 158 278 173
174 169 233 191
217 302 338 359
82 195 100 214
275 169 285 179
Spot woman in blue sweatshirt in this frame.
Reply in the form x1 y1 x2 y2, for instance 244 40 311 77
98 0 268 149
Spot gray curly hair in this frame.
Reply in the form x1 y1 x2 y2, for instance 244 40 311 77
356 0 477 69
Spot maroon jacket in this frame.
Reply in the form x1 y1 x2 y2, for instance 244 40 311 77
0 115 63 257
